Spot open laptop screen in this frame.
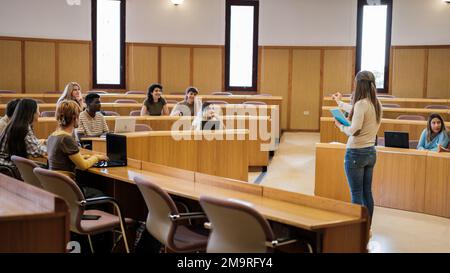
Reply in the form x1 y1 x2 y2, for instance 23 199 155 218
106 133 127 162
384 131 409 149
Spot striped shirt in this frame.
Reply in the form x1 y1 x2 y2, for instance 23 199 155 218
77 111 109 137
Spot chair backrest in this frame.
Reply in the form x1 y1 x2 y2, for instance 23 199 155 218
134 176 179 248
125 90 145 95
87 90 108 94
0 90 16 94
342 93 352 98
11 155 42 188
135 124 152 132
33 167 85 233
424 105 450 109
211 92 232 96
409 140 419 149
377 94 395 98
166 100 179 104
243 101 266 105
205 100 228 105
45 91 61 94
199 195 274 253
102 111 120 116
397 115 426 121
40 111 56 117
129 110 141 116
114 99 138 104
376 137 385 147
382 103 401 108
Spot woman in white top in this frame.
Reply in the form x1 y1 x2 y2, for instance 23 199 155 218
331 70 382 223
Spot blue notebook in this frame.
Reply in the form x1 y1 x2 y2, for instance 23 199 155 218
329 108 351 126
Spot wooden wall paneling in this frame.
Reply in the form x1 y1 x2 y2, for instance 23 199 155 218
290 49 321 130
58 43 90 91
127 44 159 91
427 48 450 99
25 41 56 93
0 40 22 92
259 48 290 129
192 47 223 94
161 47 190 93
322 49 354 96
391 48 426 98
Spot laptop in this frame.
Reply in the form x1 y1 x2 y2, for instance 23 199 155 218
201 120 221 130
384 131 409 149
93 133 127 167
114 117 136 133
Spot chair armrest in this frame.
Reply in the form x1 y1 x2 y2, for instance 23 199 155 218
169 212 207 221
83 196 118 206
265 237 297 248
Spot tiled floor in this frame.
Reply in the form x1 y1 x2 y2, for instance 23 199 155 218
253 132 450 253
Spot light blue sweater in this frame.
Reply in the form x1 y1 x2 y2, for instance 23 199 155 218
417 129 449 151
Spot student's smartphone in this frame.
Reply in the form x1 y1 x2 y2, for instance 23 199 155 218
82 214 101 220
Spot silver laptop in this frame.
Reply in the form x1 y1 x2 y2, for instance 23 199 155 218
114 117 136 133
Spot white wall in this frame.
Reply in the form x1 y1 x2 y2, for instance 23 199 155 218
259 0 357 46
0 0 91 40
392 0 450 45
1 0 450 46
126 0 225 44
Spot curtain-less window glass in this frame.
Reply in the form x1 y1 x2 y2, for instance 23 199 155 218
92 0 125 89
356 0 392 93
225 0 259 91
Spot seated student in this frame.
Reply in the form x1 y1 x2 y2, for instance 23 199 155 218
47 100 107 187
170 86 201 116
140 83 169 116
0 99 21 134
77 93 109 138
192 102 222 130
0 99 47 177
57 82 86 110
417 113 449 151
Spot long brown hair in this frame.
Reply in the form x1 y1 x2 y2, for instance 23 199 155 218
426 113 447 142
58 82 82 106
349 71 382 123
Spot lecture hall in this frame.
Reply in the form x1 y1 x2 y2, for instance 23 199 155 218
0 0 449 255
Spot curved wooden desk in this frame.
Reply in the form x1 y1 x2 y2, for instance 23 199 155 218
0 174 69 253
315 143 450 218
322 106 450 120
82 160 369 253
323 96 450 108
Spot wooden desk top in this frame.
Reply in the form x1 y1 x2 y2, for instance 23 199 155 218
82 129 249 141
322 105 449 114
323 96 449 104
87 161 365 230
37 115 271 122
321 116 450 126
0 93 283 102
316 142 444 157
0 174 65 219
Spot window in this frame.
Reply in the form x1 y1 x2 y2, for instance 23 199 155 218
92 0 125 89
225 0 259 91
356 0 392 93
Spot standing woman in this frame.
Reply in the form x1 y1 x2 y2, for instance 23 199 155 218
0 99 47 177
140 83 169 116
331 71 382 224
58 82 85 110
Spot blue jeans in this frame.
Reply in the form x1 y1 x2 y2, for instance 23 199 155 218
344 146 376 221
